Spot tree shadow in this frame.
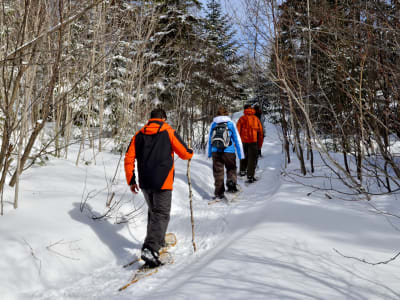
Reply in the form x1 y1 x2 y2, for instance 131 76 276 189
175 173 210 200
68 202 140 265
147 236 400 300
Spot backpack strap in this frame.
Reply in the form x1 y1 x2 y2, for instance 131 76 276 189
144 120 163 134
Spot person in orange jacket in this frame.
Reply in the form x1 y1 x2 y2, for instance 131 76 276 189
253 104 265 158
124 108 193 267
236 104 264 183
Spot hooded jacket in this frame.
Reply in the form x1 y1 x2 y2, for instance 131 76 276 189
124 119 193 190
236 108 264 149
207 116 244 159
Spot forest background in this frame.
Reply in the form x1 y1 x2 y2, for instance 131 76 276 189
1 0 400 232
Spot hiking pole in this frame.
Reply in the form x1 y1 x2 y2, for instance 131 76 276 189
187 135 197 252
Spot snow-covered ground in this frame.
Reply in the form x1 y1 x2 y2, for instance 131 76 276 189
2 119 400 300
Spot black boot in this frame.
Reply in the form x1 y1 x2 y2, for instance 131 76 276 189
246 176 258 184
226 180 239 193
141 246 162 268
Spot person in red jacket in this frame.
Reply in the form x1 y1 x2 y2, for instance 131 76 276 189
253 104 265 158
236 104 264 183
124 108 193 267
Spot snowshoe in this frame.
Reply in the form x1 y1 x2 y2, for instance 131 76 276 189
245 176 258 185
119 252 174 291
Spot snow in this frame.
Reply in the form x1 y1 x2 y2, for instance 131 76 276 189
2 118 400 300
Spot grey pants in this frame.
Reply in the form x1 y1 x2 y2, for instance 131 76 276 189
240 142 258 178
212 152 237 196
142 189 172 252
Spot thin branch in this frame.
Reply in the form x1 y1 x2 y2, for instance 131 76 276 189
334 248 400 265
46 239 80 261
2 0 106 63
22 238 42 274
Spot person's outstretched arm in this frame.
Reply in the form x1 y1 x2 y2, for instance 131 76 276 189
169 130 194 160
124 135 139 193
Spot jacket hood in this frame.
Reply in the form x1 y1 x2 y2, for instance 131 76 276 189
213 116 232 123
140 118 170 135
244 108 256 115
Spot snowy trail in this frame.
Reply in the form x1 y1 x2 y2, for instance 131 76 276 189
5 122 400 300
110 129 285 299
28 125 285 300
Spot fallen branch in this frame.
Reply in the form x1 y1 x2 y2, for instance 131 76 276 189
22 238 42 274
334 248 400 265
46 239 80 261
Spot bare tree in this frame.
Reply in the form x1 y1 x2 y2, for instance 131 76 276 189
241 0 400 202
0 0 108 212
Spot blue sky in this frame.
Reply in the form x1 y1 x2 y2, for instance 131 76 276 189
200 0 250 53
199 0 245 18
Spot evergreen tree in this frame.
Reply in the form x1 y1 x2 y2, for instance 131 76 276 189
139 0 202 108
202 0 246 114
205 0 237 60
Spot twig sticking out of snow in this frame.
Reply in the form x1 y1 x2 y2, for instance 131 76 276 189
22 238 42 275
334 248 400 265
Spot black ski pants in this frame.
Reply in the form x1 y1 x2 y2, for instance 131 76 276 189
240 142 258 178
142 189 172 253
212 152 237 196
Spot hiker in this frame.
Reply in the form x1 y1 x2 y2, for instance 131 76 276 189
237 104 264 183
253 104 265 158
208 106 244 200
124 108 193 267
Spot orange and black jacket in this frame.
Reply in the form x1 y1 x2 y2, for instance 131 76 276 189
124 119 193 190
236 108 264 149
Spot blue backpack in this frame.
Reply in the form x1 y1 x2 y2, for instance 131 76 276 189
211 122 231 149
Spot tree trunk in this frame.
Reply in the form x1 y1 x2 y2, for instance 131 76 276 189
9 5 63 187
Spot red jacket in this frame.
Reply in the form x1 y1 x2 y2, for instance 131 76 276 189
124 119 193 190
236 108 264 149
